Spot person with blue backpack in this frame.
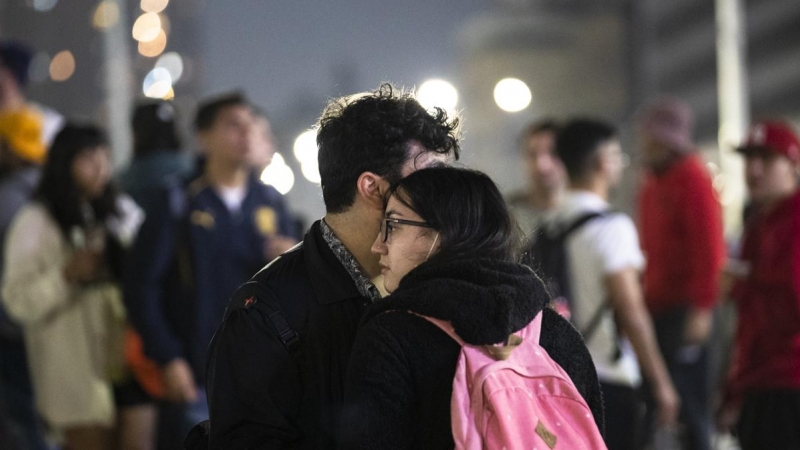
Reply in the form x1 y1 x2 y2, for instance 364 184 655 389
338 166 605 449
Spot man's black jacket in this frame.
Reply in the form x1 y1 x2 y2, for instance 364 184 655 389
207 220 369 449
205 220 603 449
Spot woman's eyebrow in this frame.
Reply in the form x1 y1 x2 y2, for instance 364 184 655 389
385 209 403 218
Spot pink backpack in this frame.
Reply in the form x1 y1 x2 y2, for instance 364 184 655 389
421 311 607 450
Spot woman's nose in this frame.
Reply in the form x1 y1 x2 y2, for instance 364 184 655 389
371 234 386 255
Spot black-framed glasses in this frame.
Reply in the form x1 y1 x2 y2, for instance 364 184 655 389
380 218 435 243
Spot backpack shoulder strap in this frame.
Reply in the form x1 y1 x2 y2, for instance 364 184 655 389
412 314 466 346
557 211 607 240
413 310 544 350
224 280 301 353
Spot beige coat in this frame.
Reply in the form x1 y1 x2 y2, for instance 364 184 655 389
1 202 126 428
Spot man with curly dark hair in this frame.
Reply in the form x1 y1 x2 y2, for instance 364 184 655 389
203 84 460 449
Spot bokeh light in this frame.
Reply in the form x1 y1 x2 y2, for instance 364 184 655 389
92 1 119 29
142 67 172 99
29 0 57 12
132 12 161 42
155 52 183 83
140 0 169 13
49 50 75 82
493 78 532 112
261 153 295 194
138 29 167 57
416 79 458 114
293 129 317 164
301 158 322 184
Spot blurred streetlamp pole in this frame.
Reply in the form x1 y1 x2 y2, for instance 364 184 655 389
102 0 133 168
715 0 749 232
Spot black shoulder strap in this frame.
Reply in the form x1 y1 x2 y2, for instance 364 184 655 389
555 211 615 345
558 211 606 240
224 281 301 354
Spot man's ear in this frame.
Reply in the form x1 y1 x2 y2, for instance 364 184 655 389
356 171 388 210
195 131 210 154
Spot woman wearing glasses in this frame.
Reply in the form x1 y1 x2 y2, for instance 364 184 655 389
337 167 603 449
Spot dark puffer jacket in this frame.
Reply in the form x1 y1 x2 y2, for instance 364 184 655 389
338 257 604 449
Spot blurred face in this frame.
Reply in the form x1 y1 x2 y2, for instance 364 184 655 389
523 131 565 194
72 146 111 199
249 116 276 171
371 194 440 293
640 132 672 169
744 151 799 205
599 139 625 186
201 105 255 166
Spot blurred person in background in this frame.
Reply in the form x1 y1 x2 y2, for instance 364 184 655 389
0 108 47 450
248 107 276 176
507 119 565 237
123 92 296 448
718 121 800 450
0 41 63 145
1 125 143 450
551 118 679 449
119 100 192 213
119 100 195 450
249 108 305 240
637 98 725 450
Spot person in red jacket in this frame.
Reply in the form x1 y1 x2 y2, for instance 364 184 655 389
718 120 800 449
637 98 725 450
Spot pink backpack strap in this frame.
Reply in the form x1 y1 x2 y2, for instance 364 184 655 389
520 309 543 345
413 311 544 347
414 314 466 346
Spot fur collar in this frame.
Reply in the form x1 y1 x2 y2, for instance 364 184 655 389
363 258 549 345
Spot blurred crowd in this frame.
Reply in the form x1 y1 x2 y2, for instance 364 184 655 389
1 37 799 450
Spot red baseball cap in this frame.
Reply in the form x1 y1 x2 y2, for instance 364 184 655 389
737 120 800 163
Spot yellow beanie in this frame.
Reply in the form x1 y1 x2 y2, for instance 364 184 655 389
0 107 46 164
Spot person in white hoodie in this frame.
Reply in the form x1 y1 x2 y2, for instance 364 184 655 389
2 124 142 450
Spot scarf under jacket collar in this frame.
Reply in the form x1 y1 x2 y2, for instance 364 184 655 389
362 257 550 345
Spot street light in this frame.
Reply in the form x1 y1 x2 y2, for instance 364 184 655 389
417 79 458 115
494 78 531 112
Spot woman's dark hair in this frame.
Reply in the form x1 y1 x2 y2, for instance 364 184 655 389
388 166 521 264
36 124 119 238
132 101 181 157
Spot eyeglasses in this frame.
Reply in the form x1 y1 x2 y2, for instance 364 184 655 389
380 217 435 243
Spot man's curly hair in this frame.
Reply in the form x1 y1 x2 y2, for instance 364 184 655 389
316 83 460 214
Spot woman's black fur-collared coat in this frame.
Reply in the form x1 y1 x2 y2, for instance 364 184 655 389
337 257 604 449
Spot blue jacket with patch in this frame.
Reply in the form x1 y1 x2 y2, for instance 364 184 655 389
123 173 294 379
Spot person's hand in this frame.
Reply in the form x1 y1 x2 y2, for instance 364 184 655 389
683 308 713 345
265 235 298 260
654 381 681 426
163 358 199 404
63 250 104 284
716 403 740 434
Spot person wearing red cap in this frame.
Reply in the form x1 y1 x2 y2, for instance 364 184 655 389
636 98 726 450
718 120 800 449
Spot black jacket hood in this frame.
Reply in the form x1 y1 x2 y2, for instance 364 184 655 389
363 258 550 345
